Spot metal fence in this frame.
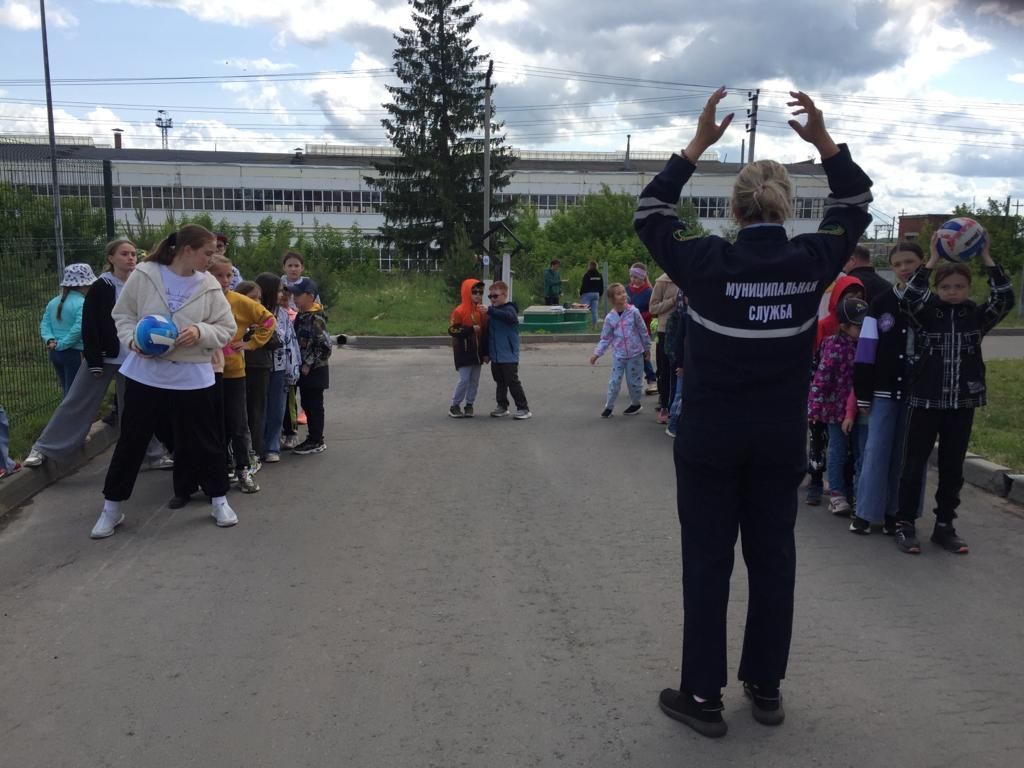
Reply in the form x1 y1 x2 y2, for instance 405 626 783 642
0 139 109 437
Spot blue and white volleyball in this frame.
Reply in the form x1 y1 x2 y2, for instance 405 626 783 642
134 314 178 356
935 217 986 263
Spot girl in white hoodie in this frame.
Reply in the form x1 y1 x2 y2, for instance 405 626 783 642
91 225 237 539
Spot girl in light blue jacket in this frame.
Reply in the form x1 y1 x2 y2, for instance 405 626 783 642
39 263 97 396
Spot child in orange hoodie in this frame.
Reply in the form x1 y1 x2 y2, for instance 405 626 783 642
447 278 488 418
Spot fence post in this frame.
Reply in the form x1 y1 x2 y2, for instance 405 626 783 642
103 160 115 240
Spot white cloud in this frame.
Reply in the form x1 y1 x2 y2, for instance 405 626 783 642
219 57 296 72
0 0 77 29
1009 73 1024 84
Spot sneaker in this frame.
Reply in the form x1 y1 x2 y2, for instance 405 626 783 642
211 501 238 527
743 682 785 726
281 434 299 450
658 688 727 738
645 383 659 395
665 426 676 438
249 456 262 475
264 452 280 463
144 454 175 471
882 517 897 536
806 484 823 506
895 524 921 554
463 404 474 418
490 407 509 418
168 493 193 510
623 403 643 415
90 509 124 539
849 516 871 535
23 449 45 468
601 408 613 418
448 405 464 419
237 468 260 494
931 524 969 554
829 494 851 516
513 409 532 420
293 439 326 455
656 408 668 425
0 461 21 480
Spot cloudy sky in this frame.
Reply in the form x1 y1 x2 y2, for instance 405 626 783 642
1 0 1023 229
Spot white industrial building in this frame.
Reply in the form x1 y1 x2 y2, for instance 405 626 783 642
3 140 833 270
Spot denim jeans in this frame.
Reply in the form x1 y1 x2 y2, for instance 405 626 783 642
49 348 82 397
263 369 288 455
668 372 684 433
826 422 851 498
606 355 644 409
0 406 15 473
451 365 481 406
580 292 600 326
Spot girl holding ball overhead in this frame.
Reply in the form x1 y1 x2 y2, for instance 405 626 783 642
91 225 236 539
891 233 1013 556
634 88 874 736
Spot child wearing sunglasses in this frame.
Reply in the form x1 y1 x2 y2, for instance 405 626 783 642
485 281 531 419
447 279 489 418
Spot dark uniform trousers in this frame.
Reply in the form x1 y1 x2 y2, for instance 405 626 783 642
103 377 229 501
674 415 806 699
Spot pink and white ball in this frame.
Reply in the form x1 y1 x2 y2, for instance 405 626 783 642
935 217 986 263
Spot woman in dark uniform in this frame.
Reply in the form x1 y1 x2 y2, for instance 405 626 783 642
634 88 873 737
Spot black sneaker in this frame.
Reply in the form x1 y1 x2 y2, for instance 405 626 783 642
931 524 969 554
882 517 897 536
293 439 326 455
623 403 643 415
168 493 193 510
448 405 463 418
658 688 727 738
463 404 474 418
849 516 871 535
743 682 785 726
806 484 823 506
601 408 613 418
895 524 921 554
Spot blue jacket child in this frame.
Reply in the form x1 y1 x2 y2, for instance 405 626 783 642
484 282 531 418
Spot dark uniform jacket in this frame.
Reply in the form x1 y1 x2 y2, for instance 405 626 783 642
903 264 1013 410
846 265 891 304
633 144 873 425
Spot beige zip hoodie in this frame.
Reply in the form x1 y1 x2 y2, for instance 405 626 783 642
649 272 680 327
113 261 236 363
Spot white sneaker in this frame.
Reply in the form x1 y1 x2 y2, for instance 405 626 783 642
513 409 532 420
249 456 262 475
90 510 124 539
281 434 299 450
144 454 175 471
23 449 45 468
211 501 238 527
264 452 280 463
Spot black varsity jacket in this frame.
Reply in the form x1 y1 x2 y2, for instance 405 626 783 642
852 287 915 407
81 274 122 373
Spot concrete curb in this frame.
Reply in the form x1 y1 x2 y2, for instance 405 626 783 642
929 447 1017 499
347 333 601 350
0 421 118 522
1007 475 1024 506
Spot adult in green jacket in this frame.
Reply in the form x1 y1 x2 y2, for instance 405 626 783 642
543 259 563 305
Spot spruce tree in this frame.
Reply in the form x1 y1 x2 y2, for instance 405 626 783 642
368 0 513 270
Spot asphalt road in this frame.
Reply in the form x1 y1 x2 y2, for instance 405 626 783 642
1 344 1022 768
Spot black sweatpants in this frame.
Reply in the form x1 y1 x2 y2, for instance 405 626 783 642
103 377 228 501
491 362 528 410
655 332 671 410
223 377 251 471
674 416 806 699
245 366 270 459
897 407 974 525
299 385 325 442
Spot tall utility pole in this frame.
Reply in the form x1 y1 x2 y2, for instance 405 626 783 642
745 89 759 165
155 109 173 150
39 0 65 273
481 60 494 282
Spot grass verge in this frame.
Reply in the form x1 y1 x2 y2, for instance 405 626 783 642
969 359 1024 473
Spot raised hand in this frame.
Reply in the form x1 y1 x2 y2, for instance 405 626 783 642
787 91 838 158
684 86 734 162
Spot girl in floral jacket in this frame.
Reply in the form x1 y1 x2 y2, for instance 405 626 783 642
808 297 869 516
